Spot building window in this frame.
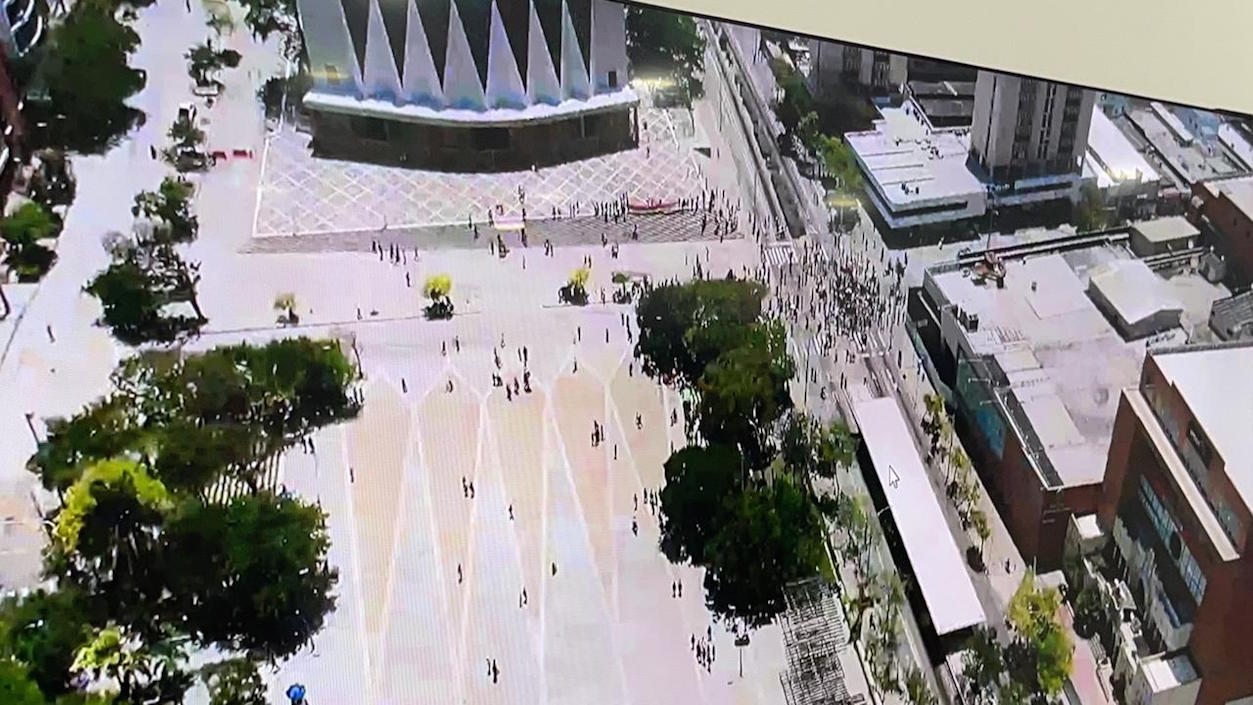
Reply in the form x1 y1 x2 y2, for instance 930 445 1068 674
1185 420 1213 466
608 70 618 89
1139 476 1206 603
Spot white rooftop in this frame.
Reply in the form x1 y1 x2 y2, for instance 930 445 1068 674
1201 174 1253 221
930 250 1151 487
1089 259 1184 328
1218 122 1253 172
846 106 984 210
1141 652 1200 693
1153 344 1253 509
853 397 986 636
1131 216 1199 244
1086 107 1160 187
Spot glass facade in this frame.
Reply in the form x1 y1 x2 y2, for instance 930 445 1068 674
1138 476 1207 604
1143 382 1242 545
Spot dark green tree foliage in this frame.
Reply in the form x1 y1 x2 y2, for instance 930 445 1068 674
238 0 297 40
29 1 146 154
702 477 827 628
634 278 765 389
0 590 96 697
84 250 205 346
132 179 198 245
625 5 705 104
6 339 361 703
30 338 361 494
658 445 742 565
1 202 62 282
781 412 857 482
0 658 47 705
696 320 795 468
30 398 142 493
164 494 336 660
201 658 267 705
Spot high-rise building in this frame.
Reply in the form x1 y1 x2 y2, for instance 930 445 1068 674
1069 341 1253 705
969 71 1096 188
295 0 639 171
807 39 906 98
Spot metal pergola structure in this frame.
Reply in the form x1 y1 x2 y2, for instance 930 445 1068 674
779 577 863 705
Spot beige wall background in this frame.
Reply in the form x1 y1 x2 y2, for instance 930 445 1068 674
635 0 1253 116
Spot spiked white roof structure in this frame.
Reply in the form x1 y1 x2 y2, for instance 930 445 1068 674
298 0 633 121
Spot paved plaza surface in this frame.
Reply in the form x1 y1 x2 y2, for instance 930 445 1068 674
254 96 704 239
265 270 790 704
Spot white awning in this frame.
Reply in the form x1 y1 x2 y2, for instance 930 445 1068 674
853 397 987 636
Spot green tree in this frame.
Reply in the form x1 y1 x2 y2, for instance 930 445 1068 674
200 659 267 705
185 42 240 87
47 459 174 624
237 0 297 42
0 589 97 697
28 1 146 154
28 397 144 494
818 135 864 193
962 626 1005 705
970 508 991 555
657 444 742 565
1 202 61 281
702 477 826 628
1073 183 1109 232
634 278 766 388
1006 572 1074 700
163 493 338 660
696 319 795 468
558 267 590 306
624 5 705 104
70 626 193 704
904 665 937 705
85 247 206 346
132 178 198 245
28 150 77 211
0 658 47 705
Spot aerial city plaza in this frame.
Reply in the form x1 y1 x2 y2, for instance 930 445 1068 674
0 1 1250 705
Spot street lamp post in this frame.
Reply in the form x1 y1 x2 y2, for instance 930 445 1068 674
735 632 750 678
24 412 39 444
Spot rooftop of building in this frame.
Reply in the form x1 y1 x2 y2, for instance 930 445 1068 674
926 241 1224 487
906 80 975 98
1141 652 1200 693
1125 102 1244 187
1151 341 1253 507
1085 107 1160 188
846 105 984 208
1218 122 1253 172
1089 258 1183 329
1209 289 1253 341
1197 173 1253 222
1129 216 1198 244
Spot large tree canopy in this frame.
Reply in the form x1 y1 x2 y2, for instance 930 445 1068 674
658 444 743 565
28 0 146 154
696 319 795 468
634 278 766 389
9 338 362 703
702 477 827 628
625 5 705 104
163 494 337 660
